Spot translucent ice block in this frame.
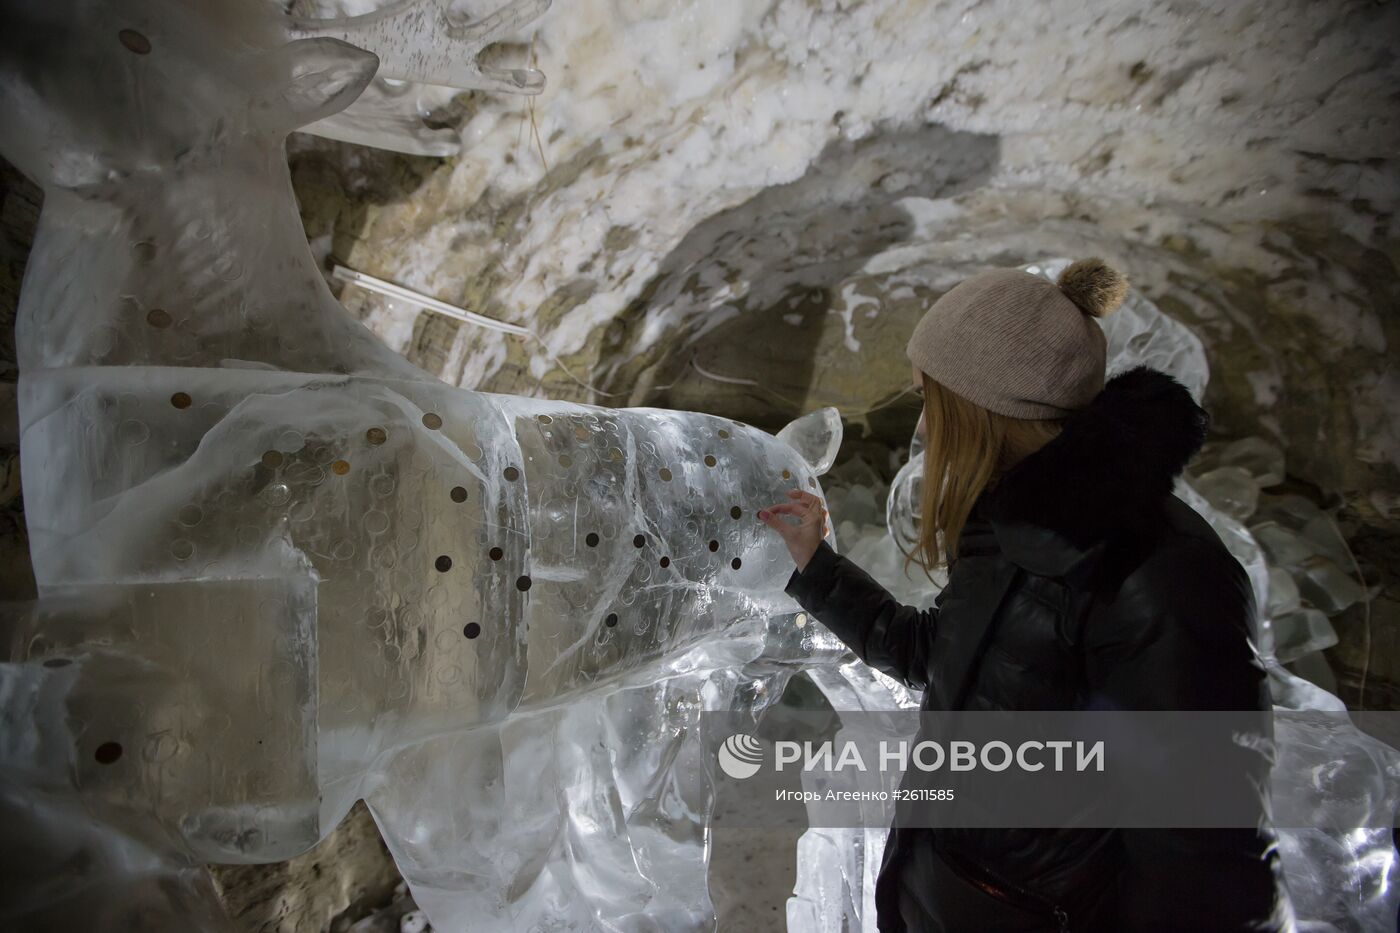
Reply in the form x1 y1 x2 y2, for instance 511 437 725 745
1218 436 1287 488
1293 555 1368 616
3 578 320 862
0 2 845 928
1266 565 1303 618
1191 465 1262 522
1271 608 1339 664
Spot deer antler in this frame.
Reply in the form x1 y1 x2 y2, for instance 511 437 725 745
286 0 551 95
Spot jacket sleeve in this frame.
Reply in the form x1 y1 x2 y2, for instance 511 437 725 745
784 539 939 690
1083 537 1284 931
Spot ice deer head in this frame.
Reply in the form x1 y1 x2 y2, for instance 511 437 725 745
0 0 378 193
1 1 850 927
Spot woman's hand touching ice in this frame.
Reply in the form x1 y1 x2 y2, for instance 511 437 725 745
757 489 830 572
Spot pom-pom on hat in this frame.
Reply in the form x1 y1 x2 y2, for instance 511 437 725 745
905 259 1129 419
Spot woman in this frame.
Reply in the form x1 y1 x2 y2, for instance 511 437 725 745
758 260 1287 932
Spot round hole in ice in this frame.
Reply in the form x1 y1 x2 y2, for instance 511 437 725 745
516 575 532 592
731 557 742 570
450 486 468 503
585 532 599 547
633 534 646 548
463 623 481 639
435 555 452 572
504 466 520 481
366 427 387 446
118 29 150 54
605 613 618 627
422 413 443 430
170 392 191 409
489 547 504 561
94 741 123 764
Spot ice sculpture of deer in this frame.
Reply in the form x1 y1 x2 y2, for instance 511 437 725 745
0 0 841 928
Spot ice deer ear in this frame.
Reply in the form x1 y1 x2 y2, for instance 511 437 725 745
253 37 378 131
777 407 843 476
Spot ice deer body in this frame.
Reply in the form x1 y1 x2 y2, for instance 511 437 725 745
0 1 840 928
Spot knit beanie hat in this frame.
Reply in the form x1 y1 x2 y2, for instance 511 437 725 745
905 259 1129 420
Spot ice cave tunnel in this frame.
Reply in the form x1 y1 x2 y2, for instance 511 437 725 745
0 0 1398 931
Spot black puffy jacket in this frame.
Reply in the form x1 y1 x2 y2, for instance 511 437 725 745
785 367 1288 932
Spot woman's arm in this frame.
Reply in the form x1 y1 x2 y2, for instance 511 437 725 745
760 489 940 690
784 539 940 690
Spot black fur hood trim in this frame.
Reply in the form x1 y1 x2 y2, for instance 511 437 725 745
980 366 1209 558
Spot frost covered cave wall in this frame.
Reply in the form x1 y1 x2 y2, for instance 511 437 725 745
289 0 1400 700
1 0 1397 929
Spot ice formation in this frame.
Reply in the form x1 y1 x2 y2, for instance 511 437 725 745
0 1 848 928
795 260 1399 933
289 0 551 156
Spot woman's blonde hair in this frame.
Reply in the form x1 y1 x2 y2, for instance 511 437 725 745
903 372 1064 579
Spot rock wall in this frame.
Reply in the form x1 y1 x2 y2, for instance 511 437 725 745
208 803 401 933
301 1 1397 503
296 0 1398 707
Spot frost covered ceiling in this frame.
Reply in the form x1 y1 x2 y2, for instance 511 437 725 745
302 0 1398 525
